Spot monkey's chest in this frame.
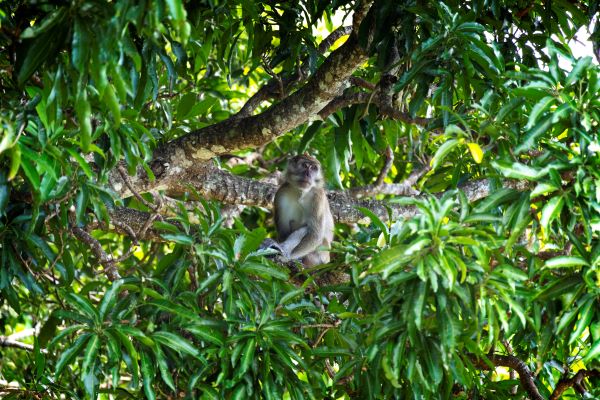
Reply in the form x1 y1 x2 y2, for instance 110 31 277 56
279 193 312 230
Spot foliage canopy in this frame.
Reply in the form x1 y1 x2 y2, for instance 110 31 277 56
0 0 600 399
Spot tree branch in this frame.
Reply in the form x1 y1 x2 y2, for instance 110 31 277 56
0 337 34 352
470 353 544 400
111 25 369 199
550 369 600 400
317 87 434 126
236 26 354 119
175 165 527 224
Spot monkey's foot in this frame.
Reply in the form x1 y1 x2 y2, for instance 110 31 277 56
260 238 285 255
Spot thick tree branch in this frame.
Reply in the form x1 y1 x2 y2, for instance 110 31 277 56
470 353 544 400
165 33 366 157
111 23 369 199
550 369 600 400
174 165 527 224
236 26 354 118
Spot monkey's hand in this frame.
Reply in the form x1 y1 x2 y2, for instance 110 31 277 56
259 238 287 257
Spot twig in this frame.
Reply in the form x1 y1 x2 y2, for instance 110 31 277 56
0 337 47 353
349 165 429 199
117 165 160 212
374 146 394 186
550 369 600 400
317 88 434 127
71 226 121 281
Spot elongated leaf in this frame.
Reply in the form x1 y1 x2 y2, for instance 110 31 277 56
99 279 124 320
357 206 389 242
525 96 556 130
566 56 592 86
492 160 545 180
152 331 203 361
237 337 255 378
55 333 91 378
141 351 156 400
154 346 176 392
238 262 288 280
431 139 459 170
583 339 600 362
148 299 201 322
569 298 595 344
66 293 99 324
544 256 589 269
540 196 564 234
112 328 140 387
185 326 225 346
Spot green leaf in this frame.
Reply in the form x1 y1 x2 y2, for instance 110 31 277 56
583 338 600 362
566 56 592 86
185 325 225 346
16 17 68 86
525 96 556 130
20 152 41 190
148 299 201 322
495 97 525 123
540 196 564 234
55 333 91 378
8 145 21 181
544 256 589 269
141 351 157 400
238 262 288 280
176 93 197 120
569 298 595 344
98 279 125 320
103 84 121 128
357 206 389 244
154 346 176 392
237 337 255 377
152 331 204 361
66 293 100 324
75 88 92 152
514 115 553 154
160 233 194 245
431 139 459 170
492 160 545 181
112 328 140 387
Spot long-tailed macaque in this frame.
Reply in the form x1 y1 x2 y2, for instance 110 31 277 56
268 154 334 267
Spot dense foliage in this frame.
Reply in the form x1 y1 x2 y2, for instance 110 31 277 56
0 0 599 399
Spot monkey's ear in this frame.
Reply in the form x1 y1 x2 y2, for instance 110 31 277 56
303 151 310 157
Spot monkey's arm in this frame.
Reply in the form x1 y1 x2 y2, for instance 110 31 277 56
287 190 328 259
278 226 308 258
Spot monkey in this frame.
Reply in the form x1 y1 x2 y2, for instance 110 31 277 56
264 154 334 267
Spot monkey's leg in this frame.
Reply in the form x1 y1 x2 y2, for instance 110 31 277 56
279 226 308 259
288 229 323 261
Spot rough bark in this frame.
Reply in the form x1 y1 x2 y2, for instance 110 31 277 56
162 164 528 225
470 353 544 400
109 14 370 200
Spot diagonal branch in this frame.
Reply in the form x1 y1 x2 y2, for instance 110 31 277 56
470 353 544 400
236 25 354 119
318 87 434 126
550 369 600 400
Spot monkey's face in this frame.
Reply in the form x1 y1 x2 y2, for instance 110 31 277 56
287 155 323 190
